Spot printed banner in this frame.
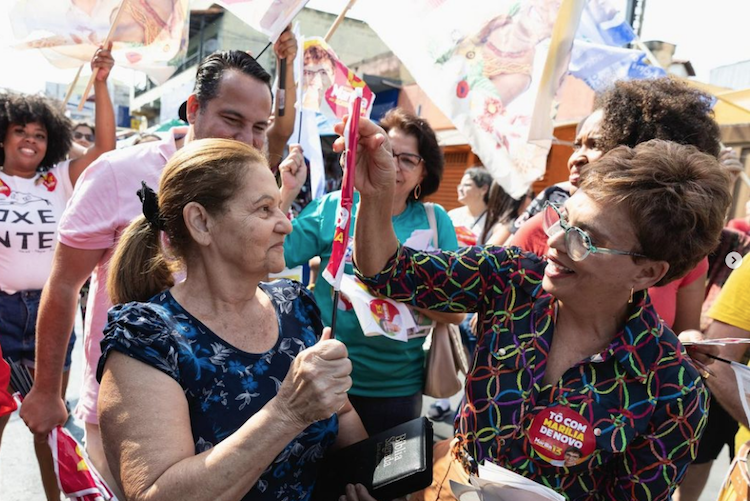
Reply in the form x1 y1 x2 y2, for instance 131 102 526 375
9 0 190 83
322 88 362 290
290 24 326 201
217 0 309 42
569 41 666 93
302 37 374 122
570 0 665 92
340 275 416 342
361 0 585 198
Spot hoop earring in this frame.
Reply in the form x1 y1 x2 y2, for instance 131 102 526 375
413 184 422 200
628 287 634 304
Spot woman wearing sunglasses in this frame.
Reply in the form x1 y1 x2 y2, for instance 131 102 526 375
284 107 462 437
347 110 731 501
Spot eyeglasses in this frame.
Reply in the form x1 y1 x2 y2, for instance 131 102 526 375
393 152 423 171
74 131 94 142
542 202 648 262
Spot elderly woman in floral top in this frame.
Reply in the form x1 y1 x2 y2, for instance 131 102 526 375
96 139 367 501
342 116 731 500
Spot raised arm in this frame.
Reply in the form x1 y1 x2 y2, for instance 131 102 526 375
20 244 106 436
266 26 298 170
331 117 399 276
69 44 116 186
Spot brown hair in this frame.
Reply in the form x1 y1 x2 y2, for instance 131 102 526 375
380 108 444 201
108 138 267 304
579 139 731 285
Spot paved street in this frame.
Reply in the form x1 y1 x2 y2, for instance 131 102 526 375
0 328 733 500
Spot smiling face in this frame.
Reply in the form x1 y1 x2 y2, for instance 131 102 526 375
2 122 48 177
189 70 273 151
568 109 604 189
389 128 426 205
457 174 488 208
542 191 647 307
208 163 292 276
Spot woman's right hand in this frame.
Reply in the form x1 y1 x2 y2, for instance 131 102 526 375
332 116 396 200
275 327 353 427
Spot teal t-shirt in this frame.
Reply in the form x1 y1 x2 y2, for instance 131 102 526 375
284 191 459 397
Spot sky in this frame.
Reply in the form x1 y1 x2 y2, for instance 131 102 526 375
0 0 748 93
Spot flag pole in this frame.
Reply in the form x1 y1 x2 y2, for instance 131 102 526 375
62 65 84 109
78 0 129 111
324 0 357 43
330 291 340 337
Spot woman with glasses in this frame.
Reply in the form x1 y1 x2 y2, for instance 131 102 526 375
509 78 721 337
72 122 96 149
0 47 115 500
283 107 462 436
346 110 731 500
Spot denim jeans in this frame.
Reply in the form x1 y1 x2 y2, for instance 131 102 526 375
0 290 76 370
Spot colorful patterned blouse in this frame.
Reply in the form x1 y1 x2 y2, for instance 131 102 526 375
357 245 708 501
97 280 338 501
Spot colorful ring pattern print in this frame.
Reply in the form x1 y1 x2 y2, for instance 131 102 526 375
356 245 708 501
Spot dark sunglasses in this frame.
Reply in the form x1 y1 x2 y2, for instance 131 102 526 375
74 131 94 142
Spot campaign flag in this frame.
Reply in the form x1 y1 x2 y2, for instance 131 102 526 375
216 0 309 42
0 356 17 417
302 37 374 123
569 41 666 92
322 88 362 290
49 426 114 501
569 0 665 93
9 0 190 83
361 0 585 198
290 24 325 201
577 0 636 47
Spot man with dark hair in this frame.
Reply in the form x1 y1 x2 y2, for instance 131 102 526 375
20 39 305 496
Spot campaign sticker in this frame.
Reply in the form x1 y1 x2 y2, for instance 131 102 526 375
527 407 595 467
41 172 57 192
0 179 10 197
369 299 402 336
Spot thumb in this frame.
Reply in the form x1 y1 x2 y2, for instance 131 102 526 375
320 326 333 342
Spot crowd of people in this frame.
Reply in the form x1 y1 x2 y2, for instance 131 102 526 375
0 22 749 501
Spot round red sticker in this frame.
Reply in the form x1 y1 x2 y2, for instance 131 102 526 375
369 299 401 335
527 407 596 467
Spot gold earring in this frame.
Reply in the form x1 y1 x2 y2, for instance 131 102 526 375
628 287 634 304
413 184 422 199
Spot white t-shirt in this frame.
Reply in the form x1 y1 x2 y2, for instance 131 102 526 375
447 205 487 246
0 160 74 293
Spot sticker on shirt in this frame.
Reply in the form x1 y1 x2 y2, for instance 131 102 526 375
0 179 10 197
40 172 57 192
527 407 595 467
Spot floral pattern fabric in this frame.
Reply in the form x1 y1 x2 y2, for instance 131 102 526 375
356 245 708 501
97 279 338 501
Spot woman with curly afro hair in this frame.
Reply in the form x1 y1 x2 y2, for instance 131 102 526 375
0 46 115 500
508 76 724 344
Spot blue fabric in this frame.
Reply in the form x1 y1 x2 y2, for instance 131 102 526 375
98 279 338 501
0 289 76 370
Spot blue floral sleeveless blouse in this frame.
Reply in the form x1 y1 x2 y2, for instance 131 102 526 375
97 279 338 500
